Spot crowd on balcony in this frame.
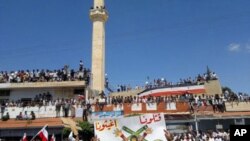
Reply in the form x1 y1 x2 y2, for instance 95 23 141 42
188 94 226 113
0 60 91 85
105 68 218 93
116 85 133 92
0 97 84 120
1 90 249 121
145 71 218 90
1 92 53 108
15 111 36 120
225 91 250 102
105 69 218 92
89 90 250 113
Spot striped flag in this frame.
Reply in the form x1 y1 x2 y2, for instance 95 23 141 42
50 134 56 141
21 133 28 141
31 125 48 141
38 126 48 141
68 131 76 141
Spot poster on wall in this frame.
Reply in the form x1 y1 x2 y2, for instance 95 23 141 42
131 103 142 111
166 102 176 110
91 111 124 120
75 107 83 118
234 118 245 125
146 103 157 111
166 124 188 134
113 105 124 111
94 113 167 141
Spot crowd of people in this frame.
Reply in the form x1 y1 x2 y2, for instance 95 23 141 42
0 92 53 108
188 94 226 113
1 90 250 122
106 69 218 93
54 98 83 118
0 95 85 120
0 91 248 141
1 92 250 118
87 91 250 114
1 111 35 121
165 129 230 141
0 61 91 85
116 85 132 92
16 111 36 120
89 129 230 141
144 71 218 90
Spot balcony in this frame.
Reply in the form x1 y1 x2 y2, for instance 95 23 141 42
0 81 86 89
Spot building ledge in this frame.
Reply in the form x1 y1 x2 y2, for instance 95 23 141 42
0 118 63 129
0 81 86 89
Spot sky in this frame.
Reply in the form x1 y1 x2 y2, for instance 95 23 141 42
0 0 250 93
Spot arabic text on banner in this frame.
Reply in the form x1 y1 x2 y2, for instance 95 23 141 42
94 113 167 141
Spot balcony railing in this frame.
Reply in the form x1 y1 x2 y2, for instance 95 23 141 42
92 102 190 115
0 81 86 89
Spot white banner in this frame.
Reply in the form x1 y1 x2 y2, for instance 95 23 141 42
166 102 177 110
146 103 157 111
131 103 142 111
94 113 167 141
4 106 72 118
166 125 188 134
75 107 83 118
113 105 123 111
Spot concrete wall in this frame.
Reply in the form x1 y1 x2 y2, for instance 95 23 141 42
110 89 144 97
225 102 250 112
204 80 222 95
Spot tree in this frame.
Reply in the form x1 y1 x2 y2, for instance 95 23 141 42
78 121 94 141
222 86 233 94
62 121 95 141
62 127 71 139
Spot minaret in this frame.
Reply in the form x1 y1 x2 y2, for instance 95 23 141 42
90 0 108 93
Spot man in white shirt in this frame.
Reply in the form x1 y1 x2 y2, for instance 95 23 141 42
23 111 29 120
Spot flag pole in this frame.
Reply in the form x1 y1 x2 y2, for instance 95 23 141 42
30 124 48 141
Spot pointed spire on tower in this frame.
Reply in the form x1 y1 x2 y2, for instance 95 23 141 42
206 66 211 75
206 66 212 81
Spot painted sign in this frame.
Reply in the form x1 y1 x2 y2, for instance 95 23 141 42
146 103 157 111
91 111 124 120
94 113 167 141
166 102 177 110
4 106 73 118
131 103 142 111
75 107 83 118
113 105 124 111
